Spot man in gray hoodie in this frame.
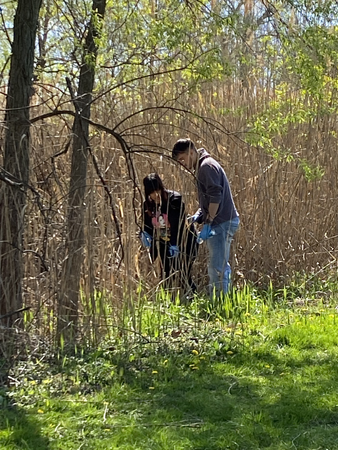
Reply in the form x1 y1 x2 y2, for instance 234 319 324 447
172 138 239 297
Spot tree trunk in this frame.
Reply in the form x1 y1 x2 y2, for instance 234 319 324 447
57 0 107 345
0 0 42 326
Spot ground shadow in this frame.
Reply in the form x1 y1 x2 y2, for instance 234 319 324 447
106 344 338 449
0 401 50 449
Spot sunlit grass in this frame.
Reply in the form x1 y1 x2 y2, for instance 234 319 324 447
1 276 338 449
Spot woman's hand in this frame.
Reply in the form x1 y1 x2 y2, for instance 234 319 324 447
168 245 179 257
139 231 152 248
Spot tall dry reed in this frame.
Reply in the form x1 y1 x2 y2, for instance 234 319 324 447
3 69 337 343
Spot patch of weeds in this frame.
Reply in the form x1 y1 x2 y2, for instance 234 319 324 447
2 279 338 449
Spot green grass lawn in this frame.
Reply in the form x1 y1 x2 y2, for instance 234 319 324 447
1 283 338 449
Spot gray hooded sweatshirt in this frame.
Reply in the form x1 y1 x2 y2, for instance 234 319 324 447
195 148 239 225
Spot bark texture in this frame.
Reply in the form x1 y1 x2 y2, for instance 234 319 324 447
0 0 42 325
57 0 107 344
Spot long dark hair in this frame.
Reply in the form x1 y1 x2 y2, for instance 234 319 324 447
143 173 168 214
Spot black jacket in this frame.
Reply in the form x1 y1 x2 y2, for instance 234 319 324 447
143 186 196 250
143 190 187 247
143 190 198 286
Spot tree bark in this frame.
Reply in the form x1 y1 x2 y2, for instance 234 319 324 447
57 0 107 345
0 0 42 326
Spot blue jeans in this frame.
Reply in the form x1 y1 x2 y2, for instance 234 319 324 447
206 217 240 297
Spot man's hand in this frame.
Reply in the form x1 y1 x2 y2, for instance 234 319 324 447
197 224 215 244
140 231 152 248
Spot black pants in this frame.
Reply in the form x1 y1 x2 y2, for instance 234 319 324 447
150 227 198 292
